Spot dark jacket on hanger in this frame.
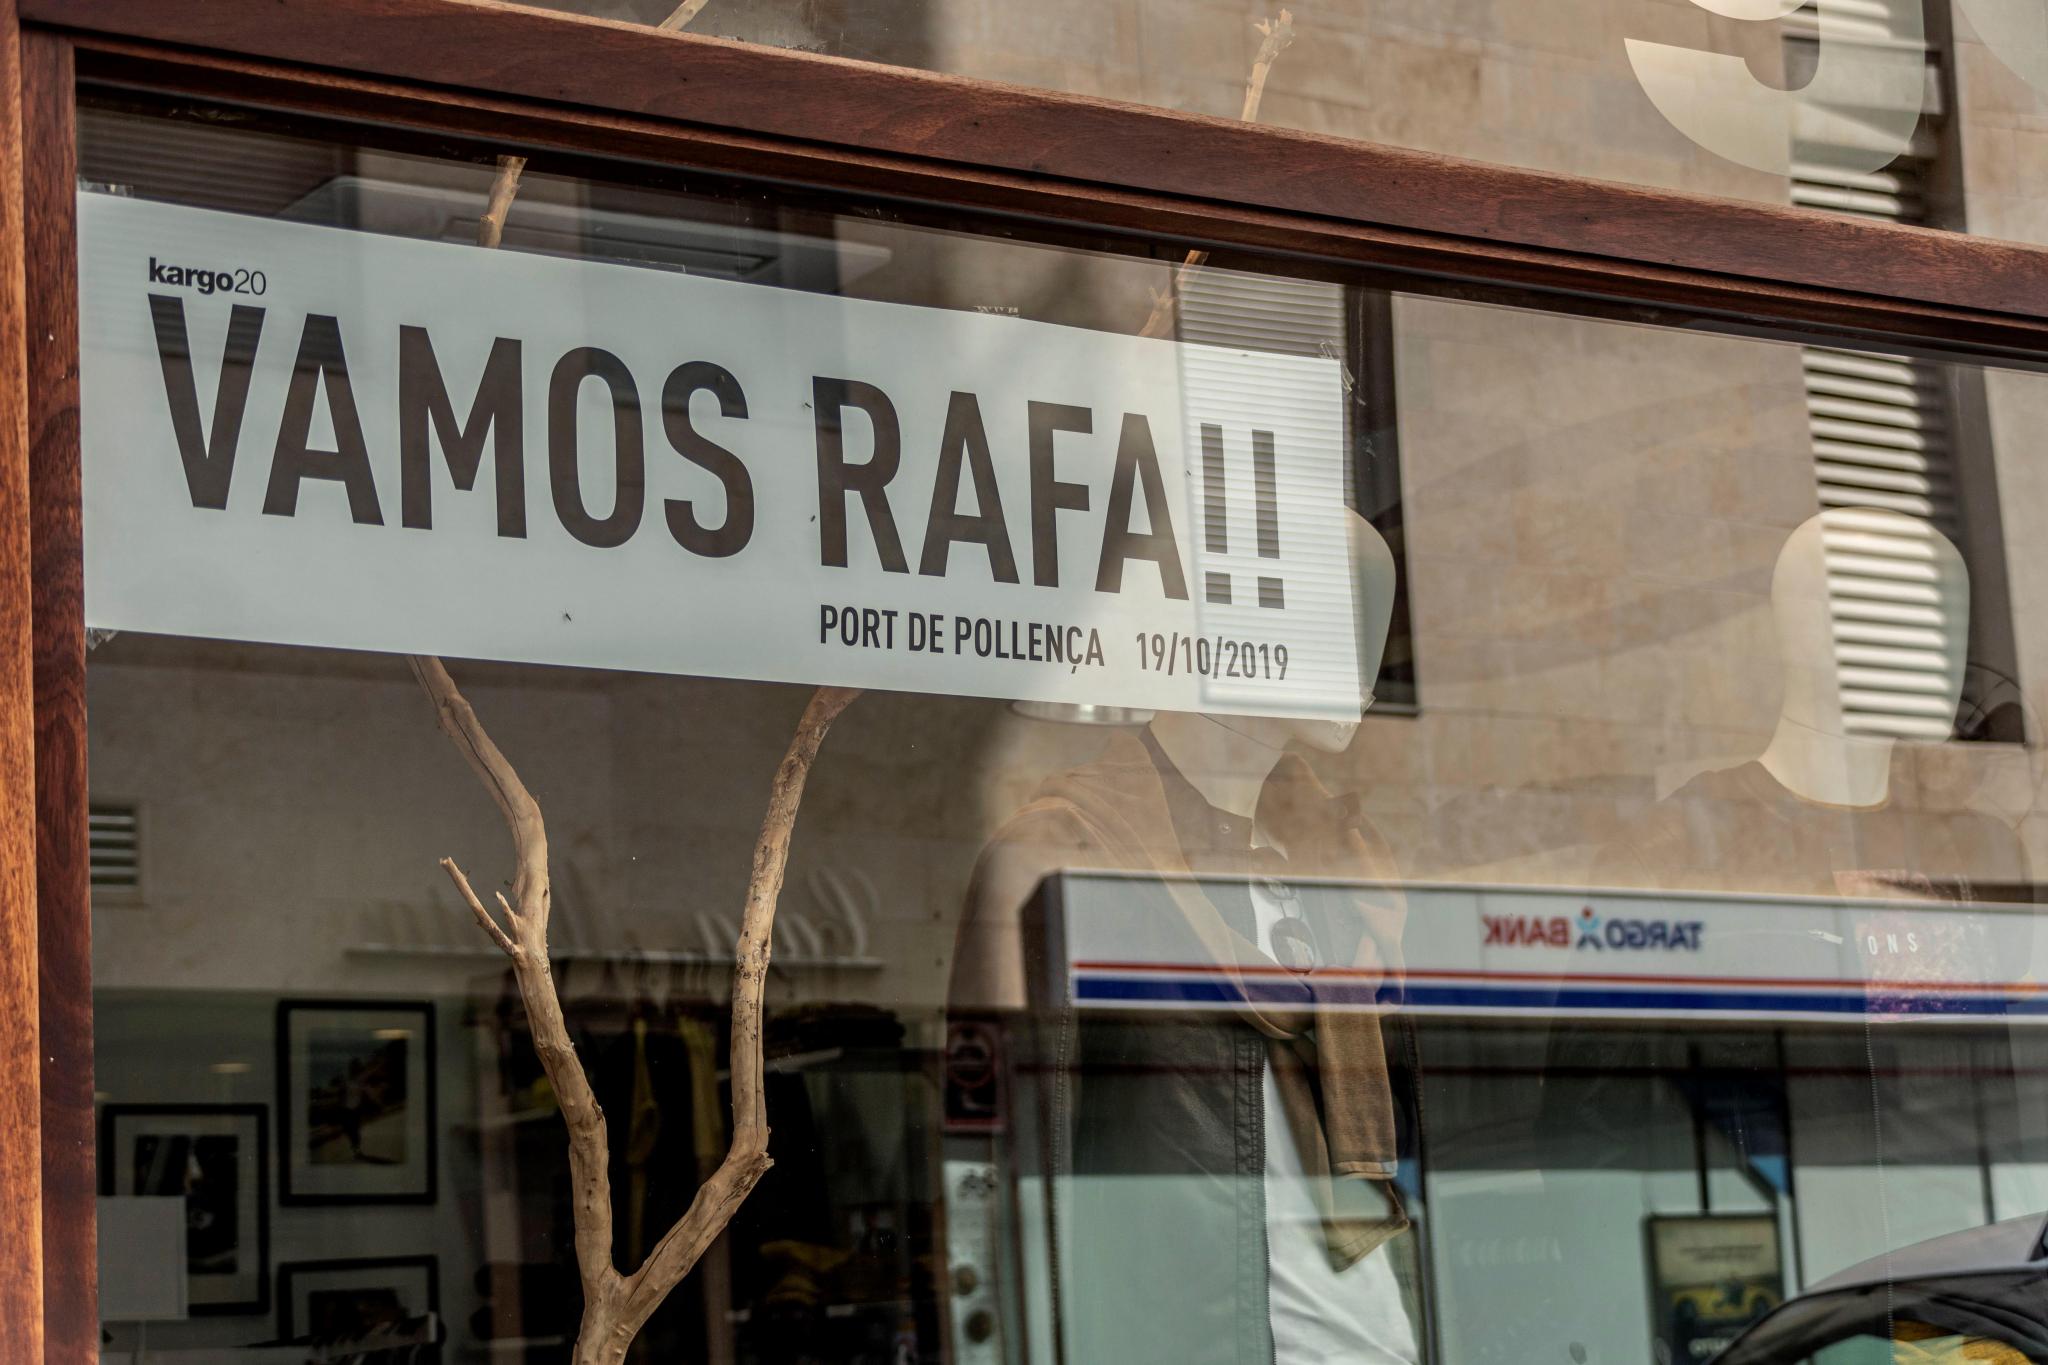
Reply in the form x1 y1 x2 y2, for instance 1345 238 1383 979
952 731 1413 1365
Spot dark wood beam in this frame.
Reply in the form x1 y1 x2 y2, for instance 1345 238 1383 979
27 0 2048 345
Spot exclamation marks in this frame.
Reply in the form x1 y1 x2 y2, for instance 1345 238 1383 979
1198 423 1285 609
1201 423 1232 604
1253 429 1284 610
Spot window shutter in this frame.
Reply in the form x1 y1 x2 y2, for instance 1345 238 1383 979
1014 269 1354 726
1793 128 1967 736
1176 268 1347 360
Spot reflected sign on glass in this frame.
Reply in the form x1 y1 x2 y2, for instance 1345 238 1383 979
77 193 1361 720
1055 873 2048 1022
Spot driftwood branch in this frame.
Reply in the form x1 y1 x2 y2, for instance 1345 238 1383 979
473 0 708 251
1139 8 1296 340
657 0 714 29
1238 8 1297 125
426 9 863 1361
413 657 858 1365
430 4 1264 1351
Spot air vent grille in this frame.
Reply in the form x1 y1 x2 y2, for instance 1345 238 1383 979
89 802 140 895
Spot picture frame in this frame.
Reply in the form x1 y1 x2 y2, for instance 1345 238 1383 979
277 999 437 1206
1644 1214 1785 1365
99 1104 270 1315
278 1255 440 1344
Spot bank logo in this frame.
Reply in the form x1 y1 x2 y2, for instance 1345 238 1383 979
1481 906 1705 953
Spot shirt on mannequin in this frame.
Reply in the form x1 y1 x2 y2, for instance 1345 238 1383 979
1133 728 1417 1364
955 726 1414 1363
1248 876 1418 1365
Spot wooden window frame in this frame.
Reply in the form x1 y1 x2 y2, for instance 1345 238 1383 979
9 0 2048 1358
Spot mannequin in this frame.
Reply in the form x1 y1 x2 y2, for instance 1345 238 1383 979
1588 506 2022 899
952 512 1414 1365
1756 508 1969 808
1556 507 1983 1155
1150 513 1399 823
1558 511 2020 1326
1150 514 1413 1365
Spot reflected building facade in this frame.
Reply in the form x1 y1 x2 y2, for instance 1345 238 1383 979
68 7 2048 1365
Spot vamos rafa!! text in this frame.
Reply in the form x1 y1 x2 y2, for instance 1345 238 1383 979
146 294 1242 603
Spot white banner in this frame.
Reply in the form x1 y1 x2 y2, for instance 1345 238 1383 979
78 193 1361 719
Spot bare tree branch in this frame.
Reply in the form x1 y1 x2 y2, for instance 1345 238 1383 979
421 15 802 1348
441 855 521 957
475 155 526 251
616 685 859 1335
471 0 710 256
1239 8 1297 126
409 656 618 1336
414 654 859 1365
658 0 714 29
1139 8 1296 340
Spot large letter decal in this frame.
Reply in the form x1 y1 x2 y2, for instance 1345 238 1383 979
1955 0 2048 96
1626 0 1925 175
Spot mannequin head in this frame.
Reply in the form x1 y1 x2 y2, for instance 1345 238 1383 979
1208 512 1398 755
1759 508 1969 805
1147 515 1397 815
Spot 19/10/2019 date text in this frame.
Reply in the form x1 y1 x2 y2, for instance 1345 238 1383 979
1136 632 1290 680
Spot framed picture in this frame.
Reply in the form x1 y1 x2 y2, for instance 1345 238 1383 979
277 1000 436 1205
99 1104 269 1315
1645 1214 1785 1365
278 1255 440 1344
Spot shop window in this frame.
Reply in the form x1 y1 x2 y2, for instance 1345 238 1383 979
69 83 2048 1365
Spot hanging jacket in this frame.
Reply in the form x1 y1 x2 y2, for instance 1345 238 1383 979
952 732 1415 1365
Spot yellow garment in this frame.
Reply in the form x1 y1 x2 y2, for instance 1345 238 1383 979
678 1016 724 1174
1891 1320 2034 1364
624 1017 662 1263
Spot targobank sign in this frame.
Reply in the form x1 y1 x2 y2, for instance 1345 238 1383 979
1058 876 2048 1023
79 193 1361 719
1481 906 1706 952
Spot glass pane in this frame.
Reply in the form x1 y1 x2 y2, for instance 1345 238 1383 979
509 0 2048 259
77 94 2048 1365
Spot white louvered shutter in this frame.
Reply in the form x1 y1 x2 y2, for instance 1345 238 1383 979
1176 269 1347 362
1014 269 1353 727
1786 22 1967 738
1177 268 1350 611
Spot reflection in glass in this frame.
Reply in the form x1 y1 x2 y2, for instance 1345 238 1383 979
76 92 2048 1365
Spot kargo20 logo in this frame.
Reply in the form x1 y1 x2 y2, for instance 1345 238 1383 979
1482 906 1704 953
